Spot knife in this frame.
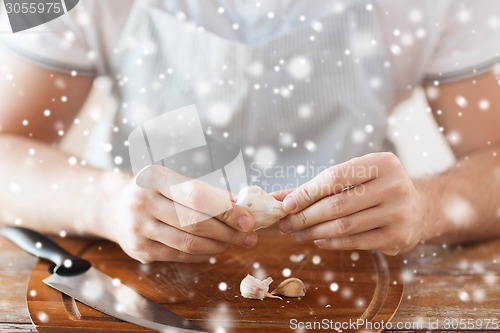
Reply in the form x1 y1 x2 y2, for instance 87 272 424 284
0 226 206 333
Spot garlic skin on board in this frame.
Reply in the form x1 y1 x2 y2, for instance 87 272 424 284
270 277 306 298
240 274 281 300
240 274 307 300
236 186 288 230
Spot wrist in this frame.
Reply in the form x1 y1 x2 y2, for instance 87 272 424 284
87 170 132 241
413 178 446 242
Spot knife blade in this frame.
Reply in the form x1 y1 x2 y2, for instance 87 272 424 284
1 226 206 333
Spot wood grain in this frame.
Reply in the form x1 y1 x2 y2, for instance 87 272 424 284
0 239 36 325
26 229 403 333
2 234 500 332
392 240 500 330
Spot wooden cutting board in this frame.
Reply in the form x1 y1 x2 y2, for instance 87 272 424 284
26 229 403 333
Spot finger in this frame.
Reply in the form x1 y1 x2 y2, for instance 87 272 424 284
314 227 387 251
147 195 257 247
279 179 382 233
282 154 382 213
147 191 255 233
136 164 234 218
136 164 190 189
291 206 388 241
144 240 211 263
215 204 255 232
271 188 295 201
145 190 211 226
143 219 229 255
140 165 255 231
182 218 258 248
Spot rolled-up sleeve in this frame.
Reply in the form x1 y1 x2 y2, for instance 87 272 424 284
424 0 500 83
0 1 97 75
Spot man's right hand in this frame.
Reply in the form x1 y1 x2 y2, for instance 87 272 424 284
103 165 257 264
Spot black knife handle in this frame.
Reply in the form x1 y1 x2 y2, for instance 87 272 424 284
0 226 91 276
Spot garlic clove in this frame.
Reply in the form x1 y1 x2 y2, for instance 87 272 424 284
236 186 288 231
270 277 306 298
240 274 274 300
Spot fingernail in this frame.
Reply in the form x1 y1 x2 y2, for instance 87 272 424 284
279 219 292 233
283 196 297 212
314 240 324 248
244 233 258 248
238 216 252 231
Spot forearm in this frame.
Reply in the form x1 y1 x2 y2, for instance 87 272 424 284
0 134 129 238
418 145 500 244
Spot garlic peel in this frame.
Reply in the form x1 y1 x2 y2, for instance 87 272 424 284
240 274 306 300
240 274 273 300
236 186 288 230
265 292 282 300
270 277 306 298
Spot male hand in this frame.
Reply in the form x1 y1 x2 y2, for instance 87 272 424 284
278 153 430 255
104 165 257 263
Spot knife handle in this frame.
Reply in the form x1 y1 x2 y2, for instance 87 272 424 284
0 226 91 276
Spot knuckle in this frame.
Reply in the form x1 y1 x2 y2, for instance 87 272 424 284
155 248 180 262
392 230 415 249
329 195 347 214
127 242 152 264
343 235 359 249
404 234 419 249
303 227 314 240
129 192 149 212
334 217 352 235
380 152 399 166
183 211 203 228
227 230 241 245
395 232 408 246
162 201 177 219
129 219 145 235
128 239 145 254
297 211 309 227
218 207 233 223
393 178 410 195
336 195 347 212
327 167 339 181
327 167 343 187
378 183 393 199
403 234 415 247
186 219 203 233
181 234 196 254
393 207 411 221
300 186 314 204
187 188 202 209
295 228 313 242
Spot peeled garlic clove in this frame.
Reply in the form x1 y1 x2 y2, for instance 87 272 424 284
270 277 306 298
236 186 288 230
240 274 273 300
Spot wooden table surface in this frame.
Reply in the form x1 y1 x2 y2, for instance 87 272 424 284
1 234 499 332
